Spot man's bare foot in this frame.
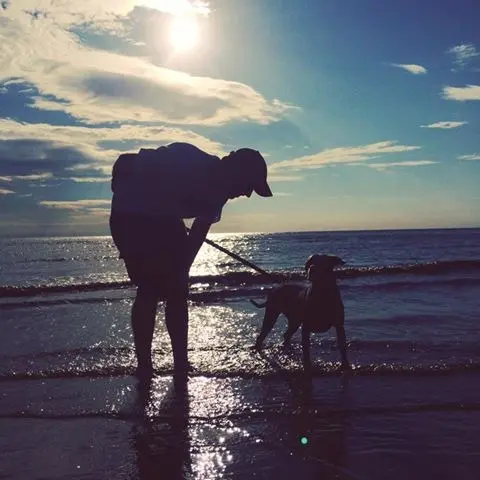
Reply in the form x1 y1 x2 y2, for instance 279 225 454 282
135 363 154 384
340 361 352 372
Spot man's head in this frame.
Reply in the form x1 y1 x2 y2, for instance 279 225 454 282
222 148 273 199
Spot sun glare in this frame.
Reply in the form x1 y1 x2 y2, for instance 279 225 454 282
169 15 200 52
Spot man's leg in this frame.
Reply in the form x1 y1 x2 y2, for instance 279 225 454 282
131 287 158 378
165 294 189 376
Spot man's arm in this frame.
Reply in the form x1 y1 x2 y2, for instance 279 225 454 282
186 217 213 270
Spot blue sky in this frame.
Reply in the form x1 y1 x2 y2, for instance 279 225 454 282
0 0 479 235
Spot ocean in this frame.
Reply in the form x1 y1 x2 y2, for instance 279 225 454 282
1 228 479 479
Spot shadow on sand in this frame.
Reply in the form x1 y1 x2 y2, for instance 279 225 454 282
132 379 192 480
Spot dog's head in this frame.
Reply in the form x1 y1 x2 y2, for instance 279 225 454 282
305 254 345 281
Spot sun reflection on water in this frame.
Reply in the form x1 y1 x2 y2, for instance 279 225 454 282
190 233 263 278
133 376 252 479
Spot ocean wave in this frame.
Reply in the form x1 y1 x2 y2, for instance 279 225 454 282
2 278 479 307
16 255 117 264
1 401 479 422
1 358 479 382
340 259 480 278
1 259 479 299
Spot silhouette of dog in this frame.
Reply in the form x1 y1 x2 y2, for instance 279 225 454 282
252 254 350 371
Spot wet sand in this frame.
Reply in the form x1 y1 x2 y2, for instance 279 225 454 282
1 371 479 480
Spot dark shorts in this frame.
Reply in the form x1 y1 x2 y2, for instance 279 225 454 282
110 211 189 299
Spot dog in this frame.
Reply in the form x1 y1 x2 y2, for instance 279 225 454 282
252 254 350 372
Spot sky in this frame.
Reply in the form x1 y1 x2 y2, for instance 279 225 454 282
0 0 479 236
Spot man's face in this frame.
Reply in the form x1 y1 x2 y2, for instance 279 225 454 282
228 181 254 199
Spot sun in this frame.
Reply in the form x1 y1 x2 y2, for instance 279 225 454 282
169 15 200 52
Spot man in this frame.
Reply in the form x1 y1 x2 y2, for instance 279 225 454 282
110 142 272 384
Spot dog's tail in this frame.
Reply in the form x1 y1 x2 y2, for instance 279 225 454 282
250 299 267 308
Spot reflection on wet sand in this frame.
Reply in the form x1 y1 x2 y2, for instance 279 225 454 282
286 376 350 477
132 379 192 479
131 377 240 479
129 369 354 479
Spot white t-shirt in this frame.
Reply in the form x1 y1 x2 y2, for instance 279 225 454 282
111 143 226 223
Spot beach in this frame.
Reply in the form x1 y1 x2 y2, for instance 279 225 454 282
1 229 479 479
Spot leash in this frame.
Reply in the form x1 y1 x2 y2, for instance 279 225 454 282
185 227 273 278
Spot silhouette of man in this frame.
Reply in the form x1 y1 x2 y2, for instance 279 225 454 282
110 143 272 384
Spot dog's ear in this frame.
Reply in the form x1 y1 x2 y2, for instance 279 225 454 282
305 255 313 272
329 256 346 268
305 254 322 272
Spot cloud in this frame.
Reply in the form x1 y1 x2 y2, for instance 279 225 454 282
0 119 228 181
40 199 111 210
0 138 101 178
38 199 112 225
458 154 480 161
9 173 54 181
447 43 479 70
0 188 15 195
270 141 421 171
0 2 297 126
69 177 110 183
442 85 480 101
420 121 468 129
390 63 427 75
364 160 437 171
268 174 303 182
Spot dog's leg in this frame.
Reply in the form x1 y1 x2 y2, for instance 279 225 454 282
283 316 301 345
301 327 312 373
255 307 280 349
335 325 350 371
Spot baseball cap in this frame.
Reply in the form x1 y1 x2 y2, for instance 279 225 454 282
232 148 273 197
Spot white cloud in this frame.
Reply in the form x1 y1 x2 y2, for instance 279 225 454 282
0 188 15 195
442 85 480 101
3 1 209 30
270 141 421 171
364 160 437 171
447 43 479 69
390 63 427 75
420 121 468 129
12 173 54 181
0 176 12 182
0 2 296 126
458 154 480 161
40 199 111 210
68 177 110 183
268 174 303 182
0 118 228 166
39 199 111 222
